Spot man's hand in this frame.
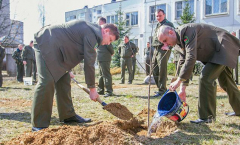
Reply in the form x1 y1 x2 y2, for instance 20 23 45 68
178 85 186 102
23 61 27 65
169 78 182 91
69 72 74 78
89 88 99 102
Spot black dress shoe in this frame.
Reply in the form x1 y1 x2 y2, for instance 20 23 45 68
190 118 214 124
225 112 239 116
128 81 132 84
32 127 47 132
64 115 91 123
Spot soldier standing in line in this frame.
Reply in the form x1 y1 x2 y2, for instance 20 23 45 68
131 41 139 80
12 44 24 83
144 42 154 76
152 9 174 97
22 40 37 82
157 24 240 124
118 35 137 84
97 17 114 97
0 40 6 87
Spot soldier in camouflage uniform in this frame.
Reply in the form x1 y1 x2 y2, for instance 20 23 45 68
0 41 6 87
152 9 174 97
12 44 24 82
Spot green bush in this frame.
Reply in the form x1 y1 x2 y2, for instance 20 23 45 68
167 63 175 75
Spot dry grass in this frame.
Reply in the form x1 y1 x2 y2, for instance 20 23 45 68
1 71 240 144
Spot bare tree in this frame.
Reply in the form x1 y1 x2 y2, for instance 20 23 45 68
38 0 46 27
0 0 23 47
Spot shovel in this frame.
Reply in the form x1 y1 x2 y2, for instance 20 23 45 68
72 78 133 120
71 78 107 106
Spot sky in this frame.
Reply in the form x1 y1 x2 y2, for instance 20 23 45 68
10 0 118 44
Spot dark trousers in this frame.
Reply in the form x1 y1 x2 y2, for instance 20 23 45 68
31 44 75 127
0 62 2 87
16 64 24 82
198 63 240 119
132 58 136 79
121 57 133 83
152 49 171 94
98 61 113 94
145 59 150 76
25 59 33 77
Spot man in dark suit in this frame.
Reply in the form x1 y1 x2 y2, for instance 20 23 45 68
32 20 119 131
0 40 5 87
22 41 36 82
144 42 154 76
157 24 240 124
97 17 114 97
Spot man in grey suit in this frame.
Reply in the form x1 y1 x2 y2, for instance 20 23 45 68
157 24 240 124
97 17 114 97
32 20 119 131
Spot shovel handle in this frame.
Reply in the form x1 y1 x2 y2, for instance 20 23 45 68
72 78 107 106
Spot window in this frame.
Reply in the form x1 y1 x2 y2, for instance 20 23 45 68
205 0 228 15
106 15 118 24
149 4 166 22
132 39 138 47
126 12 138 26
66 15 76 21
175 0 194 19
97 10 101 14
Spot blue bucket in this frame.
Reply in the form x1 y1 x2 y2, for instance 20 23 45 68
158 90 189 122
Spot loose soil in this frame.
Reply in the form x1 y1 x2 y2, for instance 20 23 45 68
103 103 133 120
6 108 178 145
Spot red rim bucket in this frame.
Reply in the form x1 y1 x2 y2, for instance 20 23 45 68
158 90 189 122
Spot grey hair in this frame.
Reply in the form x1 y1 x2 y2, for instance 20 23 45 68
157 25 175 39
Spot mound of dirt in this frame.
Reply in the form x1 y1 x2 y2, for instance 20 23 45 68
6 108 178 144
6 123 138 145
103 103 133 120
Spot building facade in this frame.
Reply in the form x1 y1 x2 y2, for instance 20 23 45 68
65 0 240 65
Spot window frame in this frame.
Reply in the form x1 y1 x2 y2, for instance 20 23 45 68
175 0 195 20
125 11 139 27
204 0 229 17
106 15 118 24
149 4 167 23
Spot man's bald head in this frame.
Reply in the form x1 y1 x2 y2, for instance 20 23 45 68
157 25 177 47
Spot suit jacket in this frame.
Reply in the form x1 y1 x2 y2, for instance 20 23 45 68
175 23 240 80
34 20 102 88
22 45 35 61
97 44 114 62
144 47 154 61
